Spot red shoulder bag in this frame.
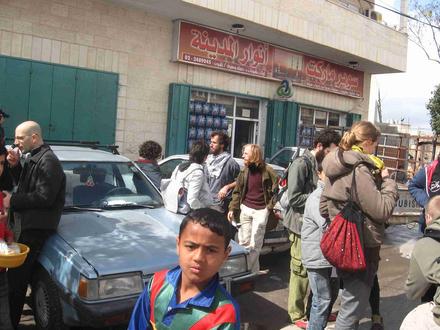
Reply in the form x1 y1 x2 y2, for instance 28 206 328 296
320 161 368 272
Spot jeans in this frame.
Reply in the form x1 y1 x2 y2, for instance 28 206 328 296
0 271 13 330
238 204 268 273
307 268 332 330
335 248 380 330
8 229 53 328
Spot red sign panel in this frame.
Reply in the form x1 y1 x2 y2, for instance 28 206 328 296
176 21 364 98
178 21 273 78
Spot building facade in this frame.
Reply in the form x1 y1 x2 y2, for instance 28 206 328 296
0 0 408 158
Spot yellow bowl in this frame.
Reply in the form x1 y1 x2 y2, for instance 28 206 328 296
0 243 30 268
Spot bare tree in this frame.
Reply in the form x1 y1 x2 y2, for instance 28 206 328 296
408 0 440 65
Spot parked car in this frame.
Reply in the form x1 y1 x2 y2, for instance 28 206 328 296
31 145 255 329
158 154 290 255
267 146 305 169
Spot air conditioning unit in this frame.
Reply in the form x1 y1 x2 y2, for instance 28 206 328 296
370 10 383 22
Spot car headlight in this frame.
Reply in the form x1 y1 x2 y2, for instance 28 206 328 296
219 255 248 278
78 273 143 300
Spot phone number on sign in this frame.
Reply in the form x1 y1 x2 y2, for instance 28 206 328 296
183 54 212 65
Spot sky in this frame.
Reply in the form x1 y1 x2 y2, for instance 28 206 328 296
368 0 440 134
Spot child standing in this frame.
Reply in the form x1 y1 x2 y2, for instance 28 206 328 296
128 208 240 330
301 152 338 330
0 146 14 330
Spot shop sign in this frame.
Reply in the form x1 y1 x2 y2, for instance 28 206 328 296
174 21 364 98
176 21 273 78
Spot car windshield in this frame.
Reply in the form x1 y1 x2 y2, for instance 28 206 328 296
270 148 297 168
62 161 163 209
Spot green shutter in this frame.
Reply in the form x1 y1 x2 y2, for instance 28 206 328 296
1 57 31 142
0 55 118 144
265 100 284 157
94 72 118 144
50 66 76 140
28 62 54 135
166 83 190 156
265 100 299 158
284 102 299 146
347 113 362 127
73 70 118 144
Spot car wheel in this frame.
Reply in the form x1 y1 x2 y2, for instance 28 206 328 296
32 268 66 330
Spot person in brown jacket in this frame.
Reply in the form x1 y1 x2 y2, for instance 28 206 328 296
228 144 278 274
320 121 398 329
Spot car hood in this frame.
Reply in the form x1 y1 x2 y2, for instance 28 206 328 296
58 208 243 276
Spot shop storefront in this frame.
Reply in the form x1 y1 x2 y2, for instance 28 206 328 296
166 20 365 157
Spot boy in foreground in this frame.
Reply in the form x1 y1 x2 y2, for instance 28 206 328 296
128 208 240 330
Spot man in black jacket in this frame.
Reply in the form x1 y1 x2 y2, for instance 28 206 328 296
3 121 65 328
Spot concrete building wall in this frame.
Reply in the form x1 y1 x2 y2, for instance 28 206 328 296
183 0 407 72
0 0 377 158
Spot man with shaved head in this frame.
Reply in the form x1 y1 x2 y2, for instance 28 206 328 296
3 121 65 328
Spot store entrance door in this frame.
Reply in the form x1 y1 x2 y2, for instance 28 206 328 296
233 120 257 158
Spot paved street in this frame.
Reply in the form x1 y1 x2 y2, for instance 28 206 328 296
18 224 420 330
238 224 421 330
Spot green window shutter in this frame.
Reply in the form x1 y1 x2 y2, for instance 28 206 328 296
0 57 31 142
50 66 76 141
265 100 299 158
166 83 190 156
74 70 118 144
0 55 118 144
28 62 53 135
94 72 118 144
74 70 97 142
284 101 299 147
265 100 284 157
347 113 362 127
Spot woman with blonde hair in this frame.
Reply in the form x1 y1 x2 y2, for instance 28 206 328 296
228 144 278 273
320 121 398 329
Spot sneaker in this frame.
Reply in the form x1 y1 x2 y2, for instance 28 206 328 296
294 319 308 329
328 311 338 322
371 314 384 330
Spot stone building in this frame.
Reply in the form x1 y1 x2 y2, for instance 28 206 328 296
0 0 408 158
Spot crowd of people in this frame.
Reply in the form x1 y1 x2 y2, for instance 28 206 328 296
0 113 438 330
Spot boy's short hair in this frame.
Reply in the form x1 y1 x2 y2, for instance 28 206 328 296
179 208 233 249
426 195 440 221
313 129 341 149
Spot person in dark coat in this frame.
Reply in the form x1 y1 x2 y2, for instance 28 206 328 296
3 121 66 328
136 140 163 190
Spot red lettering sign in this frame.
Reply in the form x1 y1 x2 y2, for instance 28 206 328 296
176 22 364 98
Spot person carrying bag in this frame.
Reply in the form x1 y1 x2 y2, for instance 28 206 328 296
161 141 213 214
320 121 398 329
320 160 371 272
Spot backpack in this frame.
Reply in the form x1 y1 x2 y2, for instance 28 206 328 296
276 155 313 210
160 165 203 214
